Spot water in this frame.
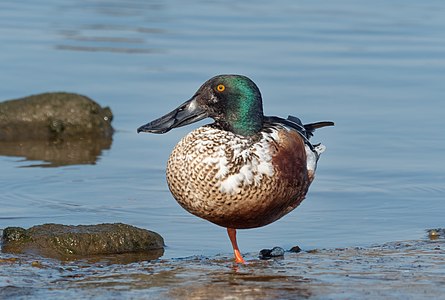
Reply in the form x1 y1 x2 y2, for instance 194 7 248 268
1 0 444 280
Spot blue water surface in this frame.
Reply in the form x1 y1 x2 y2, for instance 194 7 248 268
0 0 444 259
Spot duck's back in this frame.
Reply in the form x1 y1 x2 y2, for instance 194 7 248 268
166 121 318 229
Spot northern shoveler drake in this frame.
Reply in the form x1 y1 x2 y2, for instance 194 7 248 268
138 74 333 263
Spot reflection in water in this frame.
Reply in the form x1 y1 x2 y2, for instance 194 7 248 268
78 250 165 264
0 137 112 167
55 45 161 54
166 270 312 299
54 1 165 54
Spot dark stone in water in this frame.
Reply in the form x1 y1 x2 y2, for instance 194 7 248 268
0 92 113 141
1 223 164 260
289 245 302 253
259 246 285 260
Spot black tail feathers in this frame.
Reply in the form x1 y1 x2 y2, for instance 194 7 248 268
285 115 334 138
264 115 334 140
303 121 335 137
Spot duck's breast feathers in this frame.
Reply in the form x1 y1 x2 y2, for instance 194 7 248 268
166 124 313 228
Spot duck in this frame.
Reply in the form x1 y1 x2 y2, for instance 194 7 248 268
138 74 333 263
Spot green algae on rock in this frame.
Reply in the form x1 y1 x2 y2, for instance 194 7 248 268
1 223 164 260
0 92 113 141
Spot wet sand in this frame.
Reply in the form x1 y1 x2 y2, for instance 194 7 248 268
1 234 443 299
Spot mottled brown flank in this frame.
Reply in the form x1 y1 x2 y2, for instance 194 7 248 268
166 125 312 229
271 129 311 216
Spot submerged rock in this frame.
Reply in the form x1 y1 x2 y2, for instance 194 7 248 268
0 92 113 141
1 223 164 260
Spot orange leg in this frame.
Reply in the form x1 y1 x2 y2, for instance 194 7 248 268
227 228 246 264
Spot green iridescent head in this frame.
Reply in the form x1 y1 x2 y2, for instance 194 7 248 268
138 74 264 136
198 75 263 135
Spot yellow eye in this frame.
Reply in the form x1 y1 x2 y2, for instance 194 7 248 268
216 84 225 92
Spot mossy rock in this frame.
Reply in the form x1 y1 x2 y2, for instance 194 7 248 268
0 92 114 141
1 223 164 260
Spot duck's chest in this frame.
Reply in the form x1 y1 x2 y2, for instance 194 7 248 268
165 125 311 228
166 126 278 194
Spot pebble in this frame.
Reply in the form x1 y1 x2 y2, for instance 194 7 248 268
289 246 302 253
259 246 285 260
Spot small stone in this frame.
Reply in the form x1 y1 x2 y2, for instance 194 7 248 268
259 249 271 259
289 245 302 253
259 246 285 260
428 229 440 240
270 247 285 257
31 261 44 268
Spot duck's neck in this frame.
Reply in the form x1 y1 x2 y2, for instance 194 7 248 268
225 95 263 136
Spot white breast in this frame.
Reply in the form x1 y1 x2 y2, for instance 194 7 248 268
174 126 278 195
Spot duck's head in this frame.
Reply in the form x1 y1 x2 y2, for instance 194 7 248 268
137 74 264 136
